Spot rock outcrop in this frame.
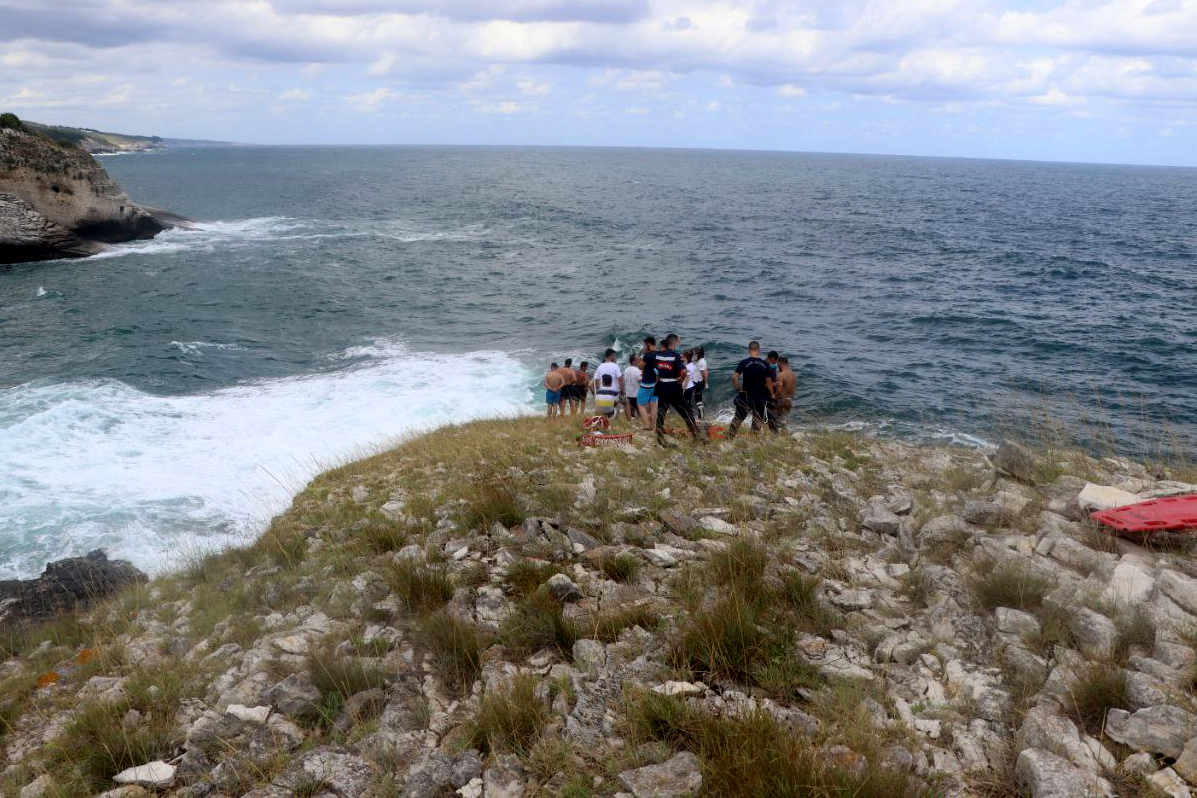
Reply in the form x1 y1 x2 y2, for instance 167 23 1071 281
0 549 146 627
4 420 1197 796
0 123 181 264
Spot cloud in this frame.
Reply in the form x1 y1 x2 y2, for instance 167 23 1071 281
0 0 1194 161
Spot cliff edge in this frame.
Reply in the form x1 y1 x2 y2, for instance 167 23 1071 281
3 417 1197 796
0 114 182 265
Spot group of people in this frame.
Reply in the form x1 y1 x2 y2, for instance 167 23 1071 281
543 336 796 445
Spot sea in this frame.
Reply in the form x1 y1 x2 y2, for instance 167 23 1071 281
1 146 1195 579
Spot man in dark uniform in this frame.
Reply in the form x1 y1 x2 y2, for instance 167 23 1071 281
653 333 702 445
728 340 776 438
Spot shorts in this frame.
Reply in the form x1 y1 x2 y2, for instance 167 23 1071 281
546 389 561 405
568 385 584 401
636 384 657 405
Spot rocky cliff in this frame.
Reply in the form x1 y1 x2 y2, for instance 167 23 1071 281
2 419 1197 797
0 122 180 265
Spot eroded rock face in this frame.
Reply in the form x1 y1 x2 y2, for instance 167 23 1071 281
0 127 178 264
0 549 146 627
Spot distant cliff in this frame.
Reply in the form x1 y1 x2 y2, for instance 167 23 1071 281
0 113 185 265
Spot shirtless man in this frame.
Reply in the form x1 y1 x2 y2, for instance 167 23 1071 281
544 362 566 418
571 361 590 416
774 356 796 431
557 358 576 410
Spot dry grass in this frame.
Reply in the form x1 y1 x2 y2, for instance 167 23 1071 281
970 561 1055 613
464 675 549 755
1063 663 1129 736
419 610 486 694
597 553 642 583
503 559 560 597
502 592 579 657
626 690 932 798
385 559 454 612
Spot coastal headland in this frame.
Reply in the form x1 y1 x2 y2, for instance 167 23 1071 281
3 417 1197 796
0 114 186 265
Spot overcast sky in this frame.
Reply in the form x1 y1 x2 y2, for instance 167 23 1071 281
1 0 1195 165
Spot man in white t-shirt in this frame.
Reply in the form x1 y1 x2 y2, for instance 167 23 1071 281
691 346 708 419
591 348 624 418
622 355 642 421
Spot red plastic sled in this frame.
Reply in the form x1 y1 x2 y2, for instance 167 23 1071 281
1091 494 1197 539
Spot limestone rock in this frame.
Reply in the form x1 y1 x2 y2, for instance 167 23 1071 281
1147 767 1192 798
271 746 373 796
993 439 1040 483
112 761 175 788
1158 569 1197 616
1172 737 1197 783
1077 484 1139 512
1 127 179 265
1015 748 1111 797
18 774 54 798
618 751 703 797
1105 705 1197 758
547 573 583 602
1102 558 1154 605
265 673 322 716
861 502 901 535
996 607 1041 637
1070 608 1117 659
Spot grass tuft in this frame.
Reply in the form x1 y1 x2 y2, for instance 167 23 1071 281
708 538 769 603
1063 663 1129 736
464 675 549 755
502 591 578 657
357 520 407 554
669 592 818 697
970 561 1055 612
386 559 455 612
626 690 930 798
504 559 559 597
420 610 486 693
583 604 659 643
597 553 642 583
463 481 525 530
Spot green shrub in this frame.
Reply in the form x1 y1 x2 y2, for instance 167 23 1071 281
464 675 548 755
0 112 23 131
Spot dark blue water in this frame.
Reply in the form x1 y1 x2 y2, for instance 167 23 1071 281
2 146 1195 576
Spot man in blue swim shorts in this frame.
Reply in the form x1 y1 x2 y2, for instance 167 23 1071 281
544 362 565 418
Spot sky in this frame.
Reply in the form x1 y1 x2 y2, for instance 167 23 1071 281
1 0 1195 165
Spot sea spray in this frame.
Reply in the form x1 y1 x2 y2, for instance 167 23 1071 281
0 341 534 579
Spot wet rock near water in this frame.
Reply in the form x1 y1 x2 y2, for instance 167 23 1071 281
0 549 146 627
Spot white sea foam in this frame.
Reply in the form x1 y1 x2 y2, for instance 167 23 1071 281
0 342 535 579
170 340 245 356
89 217 306 259
36 286 46 297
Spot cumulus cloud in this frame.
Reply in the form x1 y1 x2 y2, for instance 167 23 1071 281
0 0 1193 159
